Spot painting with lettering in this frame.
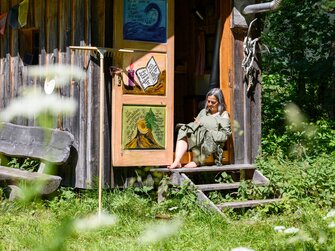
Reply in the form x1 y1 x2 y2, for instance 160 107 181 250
122 52 166 95
136 57 161 90
123 0 167 43
122 105 166 150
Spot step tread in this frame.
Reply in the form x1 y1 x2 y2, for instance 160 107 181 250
217 199 282 209
150 164 256 173
196 182 240 191
196 180 268 191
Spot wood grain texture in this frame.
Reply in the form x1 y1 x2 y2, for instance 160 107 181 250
0 122 74 163
0 166 62 195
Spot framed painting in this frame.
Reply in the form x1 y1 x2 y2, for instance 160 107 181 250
122 105 166 150
123 0 167 43
117 52 166 95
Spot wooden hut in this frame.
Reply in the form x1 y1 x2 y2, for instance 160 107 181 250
0 0 276 188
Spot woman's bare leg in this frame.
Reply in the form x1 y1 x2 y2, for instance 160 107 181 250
183 161 198 168
168 138 188 169
183 148 200 168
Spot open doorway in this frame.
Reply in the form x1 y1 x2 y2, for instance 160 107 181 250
173 0 221 129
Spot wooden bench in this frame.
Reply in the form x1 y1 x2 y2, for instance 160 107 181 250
0 122 77 199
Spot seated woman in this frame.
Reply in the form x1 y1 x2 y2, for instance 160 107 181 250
168 88 231 169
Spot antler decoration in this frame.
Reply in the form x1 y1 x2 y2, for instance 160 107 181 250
241 18 264 97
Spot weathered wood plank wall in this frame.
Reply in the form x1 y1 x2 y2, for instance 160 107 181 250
0 51 112 188
0 0 112 188
0 0 110 57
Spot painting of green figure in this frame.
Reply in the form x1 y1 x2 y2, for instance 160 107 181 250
122 105 165 150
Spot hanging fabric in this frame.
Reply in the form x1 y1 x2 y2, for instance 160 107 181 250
8 5 19 29
18 0 29 28
0 12 8 35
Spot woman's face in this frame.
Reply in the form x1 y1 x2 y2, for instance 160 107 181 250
207 95 219 114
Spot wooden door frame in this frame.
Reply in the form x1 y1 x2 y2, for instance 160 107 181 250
220 1 234 164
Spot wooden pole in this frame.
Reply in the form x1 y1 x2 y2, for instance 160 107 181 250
69 46 105 216
98 49 105 216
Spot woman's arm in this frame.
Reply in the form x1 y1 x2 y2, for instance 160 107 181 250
194 109 206 122
209 117 232 143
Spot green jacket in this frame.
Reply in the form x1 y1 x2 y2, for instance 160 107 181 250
177 109 232 165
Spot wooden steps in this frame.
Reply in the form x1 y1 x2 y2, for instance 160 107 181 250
196 182 241 191
150 164 255 173
150 164 280 214
217 199 282 209
196 180 267 192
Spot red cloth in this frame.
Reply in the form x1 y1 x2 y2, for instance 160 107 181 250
0 12 8 35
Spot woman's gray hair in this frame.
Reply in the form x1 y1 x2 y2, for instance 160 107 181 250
205 88 227 115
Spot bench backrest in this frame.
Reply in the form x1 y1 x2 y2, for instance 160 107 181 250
0 122 75 165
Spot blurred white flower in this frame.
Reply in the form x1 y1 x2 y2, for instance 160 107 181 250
274 226 286 232
168 206 178 211
0 87 77 121
28 64 85 86
284 103 306 129
231 247 255 251
328 221 335 228
284 227 300 234
138 219 182 244
323 209 335 219
74 212 118 232
287 233 313 244
233 120 244 136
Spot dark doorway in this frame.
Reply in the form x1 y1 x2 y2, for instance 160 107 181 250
174 0 221 128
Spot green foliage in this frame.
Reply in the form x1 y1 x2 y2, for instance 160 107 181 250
262 118 335 159
215 171 234 183
156 176 199 213
320 0 335 12
7 157 40 172
257 154 335 207
261 74 295 136
261 0 335 118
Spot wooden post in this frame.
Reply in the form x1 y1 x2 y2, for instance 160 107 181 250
98 48 105 216
69 46 105 215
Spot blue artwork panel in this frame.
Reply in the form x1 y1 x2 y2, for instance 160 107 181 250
123 0 167 43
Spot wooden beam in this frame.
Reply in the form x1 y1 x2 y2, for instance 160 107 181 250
150 164 255 173
220 1 234 163
91 0 105 47
180 173 227 218
9 0 19 56
0 0 10 58
217 199 282 209
46 0 58 52
33 0 46 51
59 0 71 51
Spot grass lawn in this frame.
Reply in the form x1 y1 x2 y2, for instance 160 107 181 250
0 185 334 251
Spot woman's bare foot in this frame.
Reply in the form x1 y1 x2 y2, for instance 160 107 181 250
183 161 198 168
167 162 182 169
